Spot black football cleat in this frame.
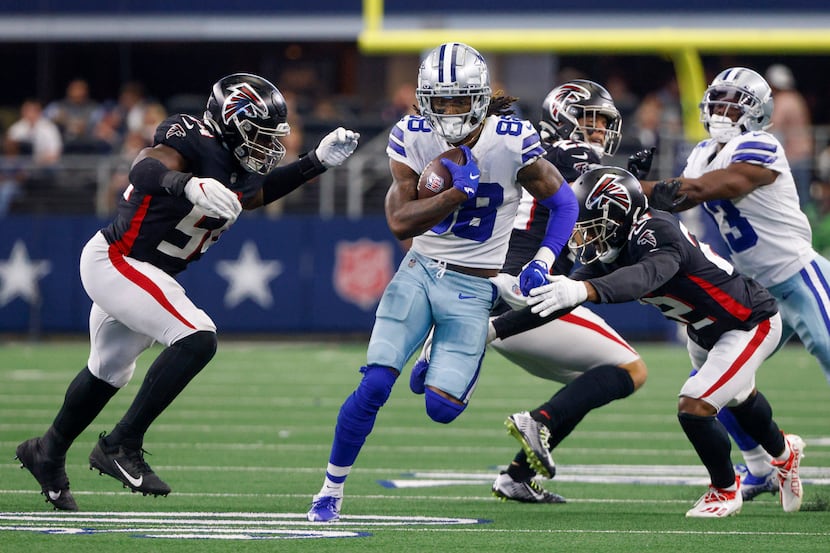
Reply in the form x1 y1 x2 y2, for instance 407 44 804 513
15 437 79 511
89 433 171 497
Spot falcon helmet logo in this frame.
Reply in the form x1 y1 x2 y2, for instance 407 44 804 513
549 83 590 122
585 174 633 214
222 83 269 125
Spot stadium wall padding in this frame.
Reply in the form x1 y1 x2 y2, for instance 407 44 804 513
0 215 676 340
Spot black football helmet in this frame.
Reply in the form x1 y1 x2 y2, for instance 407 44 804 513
204 73 290 175
540 80 622 157
568 166 648 264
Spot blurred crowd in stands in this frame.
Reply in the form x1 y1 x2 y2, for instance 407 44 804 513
3 60 830 241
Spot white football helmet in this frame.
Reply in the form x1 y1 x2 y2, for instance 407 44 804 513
416 42 491 143
700 67 773 143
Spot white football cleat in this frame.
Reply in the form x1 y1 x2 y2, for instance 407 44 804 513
686 475 742 518
772 434 805 513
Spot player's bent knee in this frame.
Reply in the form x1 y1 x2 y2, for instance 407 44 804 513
176 330 218 362
356 365 398 408
622 358 648 390
425 388 466 423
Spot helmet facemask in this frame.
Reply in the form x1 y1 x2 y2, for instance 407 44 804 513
573 108 622 157
568 208 623 265
416 43 492 143
233 118 290 175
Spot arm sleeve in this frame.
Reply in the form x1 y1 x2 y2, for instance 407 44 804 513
261 150 327 205
491 304 576 340
587 250 681 303
536 182 578 258
128 157 192 196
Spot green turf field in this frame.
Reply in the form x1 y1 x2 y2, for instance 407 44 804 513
1 339 828 552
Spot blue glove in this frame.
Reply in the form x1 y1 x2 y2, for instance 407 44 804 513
440 145 479 199
519 259 549 296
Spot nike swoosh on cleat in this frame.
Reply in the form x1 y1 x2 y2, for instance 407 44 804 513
48 490 62 500
458 293 476 299
113 459 143 488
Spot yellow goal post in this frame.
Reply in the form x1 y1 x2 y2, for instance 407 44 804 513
358 0 830 142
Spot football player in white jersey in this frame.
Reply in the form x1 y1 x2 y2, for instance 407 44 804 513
307 42 577 522
644 66 828 501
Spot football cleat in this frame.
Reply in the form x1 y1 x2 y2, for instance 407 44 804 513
307 494 342 522
735 463 778 501
15 437 78 511
772 433 805 513
505 412 556 479
686 475 742 518
492 471 565 504
89 433 171 497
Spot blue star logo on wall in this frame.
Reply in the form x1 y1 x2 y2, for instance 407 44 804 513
0 240 51 307
215 241 283 308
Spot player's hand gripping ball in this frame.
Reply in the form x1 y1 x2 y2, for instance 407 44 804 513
417 147 468 199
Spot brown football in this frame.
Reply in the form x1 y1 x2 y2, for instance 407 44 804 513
417 147 466 199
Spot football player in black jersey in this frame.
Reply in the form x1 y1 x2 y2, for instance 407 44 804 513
489 80 655 503
519 166 804 517
15 73 359 510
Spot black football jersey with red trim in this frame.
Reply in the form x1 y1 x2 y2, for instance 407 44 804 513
574 210 777 349
101 114 265 275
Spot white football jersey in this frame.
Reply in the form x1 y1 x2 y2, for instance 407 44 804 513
387 114 545 269
682 131 816 287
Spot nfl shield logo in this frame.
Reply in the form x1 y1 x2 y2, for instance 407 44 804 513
334 239 394 310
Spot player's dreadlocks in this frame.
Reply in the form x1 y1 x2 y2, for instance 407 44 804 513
487 93 519 117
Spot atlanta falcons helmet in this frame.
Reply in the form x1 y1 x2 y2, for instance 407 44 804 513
700 67 774 143
416 42 492 143
204 73 290 175
568 166 648 264
540 80 622 157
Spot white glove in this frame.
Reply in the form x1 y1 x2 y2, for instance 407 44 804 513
184 177 242 222
527 275 588 317
489 273 527 311
315 127 360 168
486 318 497 344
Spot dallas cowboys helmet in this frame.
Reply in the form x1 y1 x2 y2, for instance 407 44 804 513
416 42 492 143
540 80 622 157
204 73 290 175
568 166 648 264
700 67 774 143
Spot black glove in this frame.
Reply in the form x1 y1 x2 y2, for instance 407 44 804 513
627 147 656 179
650 179 686 212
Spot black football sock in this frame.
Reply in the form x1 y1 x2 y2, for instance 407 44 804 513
726 391 786 457
44 367 118 458
678 412 735 489
530 365 635 447
107 331 217 450
506 450 536 481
